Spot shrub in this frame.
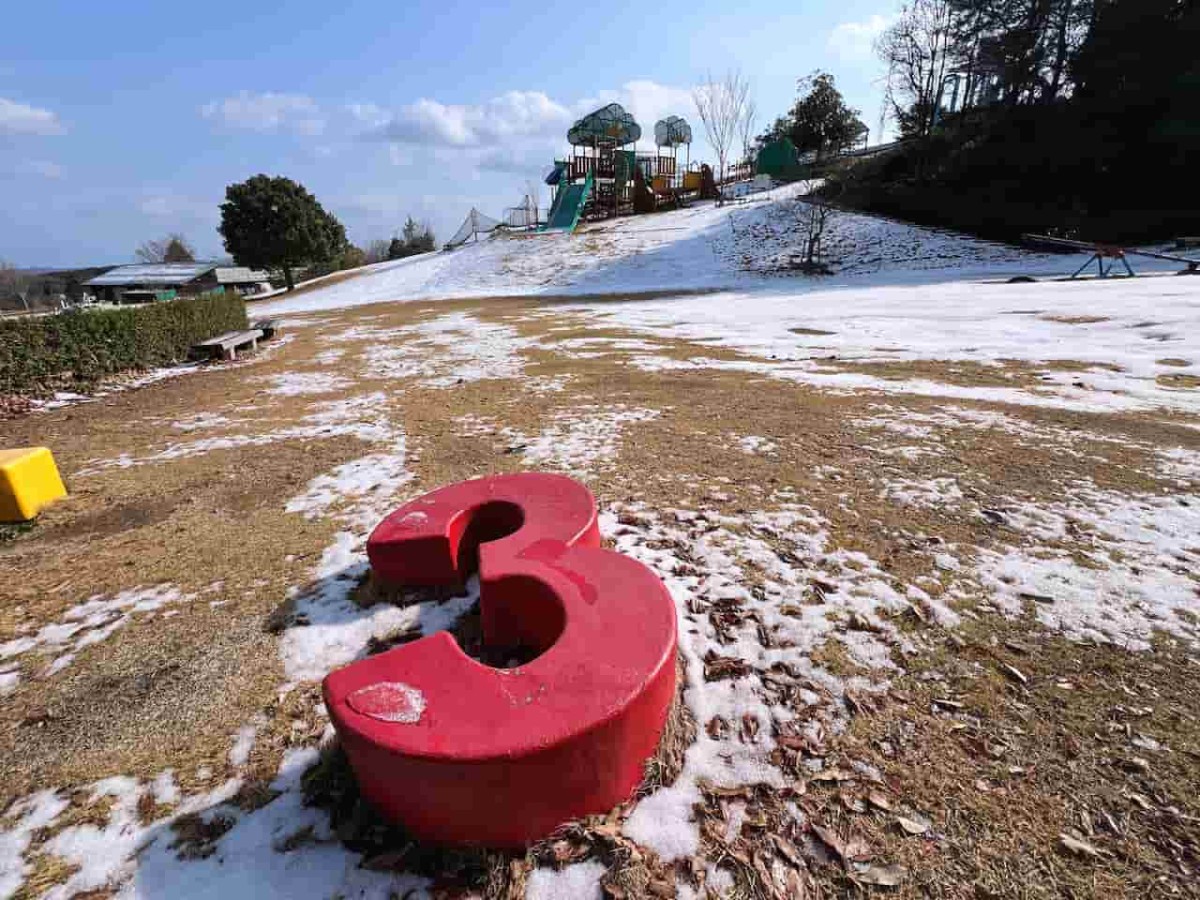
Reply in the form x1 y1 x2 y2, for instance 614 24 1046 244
0 291 247 396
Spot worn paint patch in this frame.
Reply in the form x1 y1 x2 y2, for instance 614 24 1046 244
347 682 427 724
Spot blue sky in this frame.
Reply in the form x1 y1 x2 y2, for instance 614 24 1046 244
1 0 899 268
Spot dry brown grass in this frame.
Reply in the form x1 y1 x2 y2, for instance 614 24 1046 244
11 853 78 900
2 291 1199 898
799 618 1200 899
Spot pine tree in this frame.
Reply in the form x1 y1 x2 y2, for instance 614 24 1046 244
219 175 347 291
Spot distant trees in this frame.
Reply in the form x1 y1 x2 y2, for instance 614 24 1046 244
877 1 956 138
387 217 436 259
831 0 1198 243
363 239 392 265
693 70 754 196
218 175 347 291
876 0 1102 135
761 72 868 156
135 233 196 264
0 262 36 312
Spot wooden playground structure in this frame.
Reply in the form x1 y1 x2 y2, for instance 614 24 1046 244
542 104 715 231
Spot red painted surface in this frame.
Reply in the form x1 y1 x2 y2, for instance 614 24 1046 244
323 473 678 848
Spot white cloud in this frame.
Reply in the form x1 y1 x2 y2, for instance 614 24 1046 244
367 90 573 147
200 91 325 135
364 80 699 182
0 97 65 136
828 13 896 61
608 81 696 144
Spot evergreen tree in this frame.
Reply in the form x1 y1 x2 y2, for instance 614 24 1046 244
219 175 347 291
765 73 867 156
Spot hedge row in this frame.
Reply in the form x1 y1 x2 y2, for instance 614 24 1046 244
0 292 248 396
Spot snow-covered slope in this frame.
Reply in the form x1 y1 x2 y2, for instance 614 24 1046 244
258 184 1117 316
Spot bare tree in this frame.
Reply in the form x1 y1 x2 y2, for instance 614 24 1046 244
363 239 392 264
135 233 196 264
0 261 36 312
876 0 956 138
798 200 835 272
693 69 752 202
739 98 758 169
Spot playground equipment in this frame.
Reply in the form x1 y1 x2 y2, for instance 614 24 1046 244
757 137 802 180
650 116 693 200
0 447 67 522
323 473 677 847
542 171 593 232
502 195 543 231
547 103 642 222
445 208 501 249
1023 234 1200 278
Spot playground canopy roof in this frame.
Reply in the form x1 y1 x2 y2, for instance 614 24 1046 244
654 116 693 148
568 103 641 147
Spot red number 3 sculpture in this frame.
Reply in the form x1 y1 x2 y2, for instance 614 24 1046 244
323 473 678 847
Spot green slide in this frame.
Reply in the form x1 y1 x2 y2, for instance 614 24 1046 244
541 171 593 232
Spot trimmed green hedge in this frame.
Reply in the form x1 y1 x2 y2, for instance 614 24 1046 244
0 292 248 396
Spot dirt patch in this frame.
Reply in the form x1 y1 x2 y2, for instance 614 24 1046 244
1159 373 1200 389
1042 315 1112 325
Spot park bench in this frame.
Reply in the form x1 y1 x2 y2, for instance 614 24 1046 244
191 327 264 361
252 318 282 340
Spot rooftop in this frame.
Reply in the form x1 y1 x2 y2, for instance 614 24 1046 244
215 266 270 284
85 263 271 287
85 263 216 286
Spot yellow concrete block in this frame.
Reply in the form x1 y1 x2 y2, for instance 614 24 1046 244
0 447 68 522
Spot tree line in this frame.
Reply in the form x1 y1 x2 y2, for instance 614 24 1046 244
831 0 1198 242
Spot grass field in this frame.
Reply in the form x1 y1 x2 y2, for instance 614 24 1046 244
2 192 1198 899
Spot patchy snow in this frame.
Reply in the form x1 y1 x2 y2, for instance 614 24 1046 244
259 371 352 396
337 312 539 387
451 405 660 475
228 725 257 768
609 503 914 861
519 405 661 475
974 487 1200 650
15 746 424 900
570 281 1200 416
882 477 966 510
240 182 1198 416
737 435 779 456
274 397 425 683
75 394 396 475
1 585 192 678
170 413 237 432
525 861 607 900
0 791 70 898
285 450 412 529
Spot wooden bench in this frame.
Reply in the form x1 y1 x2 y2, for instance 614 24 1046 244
251 318 282 340
192 328 264 361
